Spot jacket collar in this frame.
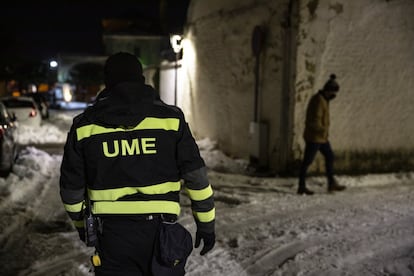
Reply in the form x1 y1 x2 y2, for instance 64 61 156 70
84 81 157 127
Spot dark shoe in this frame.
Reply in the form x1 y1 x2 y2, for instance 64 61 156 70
328 182 346 192
297 187 314 195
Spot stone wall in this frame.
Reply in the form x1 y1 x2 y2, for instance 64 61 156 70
182 0 292 170
183 0 414 173
294 0 414 173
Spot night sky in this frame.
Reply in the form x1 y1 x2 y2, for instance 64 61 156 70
0 1 189 64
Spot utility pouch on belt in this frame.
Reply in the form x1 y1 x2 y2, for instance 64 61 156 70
152 221 193 275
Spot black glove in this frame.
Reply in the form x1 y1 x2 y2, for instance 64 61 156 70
77 227 86 242
195 231 215 255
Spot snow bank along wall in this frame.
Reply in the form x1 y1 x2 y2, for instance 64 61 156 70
180 0 414 174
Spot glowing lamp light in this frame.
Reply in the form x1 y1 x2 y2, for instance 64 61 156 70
169 34 183 106
170 35 183 54
50 60 58 68
62 83 72 102
12 91 21 97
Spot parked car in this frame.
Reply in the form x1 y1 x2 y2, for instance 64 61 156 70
1 96 42 127
0 101 18 176
26 93 49 119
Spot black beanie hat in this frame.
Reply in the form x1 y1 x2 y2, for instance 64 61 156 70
323 74 339 92
104 52 144 88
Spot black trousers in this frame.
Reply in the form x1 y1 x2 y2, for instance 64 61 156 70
94 216 161 276
299 141 335 187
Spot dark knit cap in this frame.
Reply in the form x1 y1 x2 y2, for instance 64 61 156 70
104 52 144 88
323 74 340 92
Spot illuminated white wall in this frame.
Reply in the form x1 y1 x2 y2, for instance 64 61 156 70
293 0 414 172
182 0 291 169
183 0 414 173
159 61 184 107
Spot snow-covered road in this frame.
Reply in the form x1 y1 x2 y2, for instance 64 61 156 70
0 148 92 275
0 109 413 276
190 171 414 276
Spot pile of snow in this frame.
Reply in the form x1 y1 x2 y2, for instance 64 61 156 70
14 123 68 145
0 147 60 202
197 137 249 174
13 110 82 145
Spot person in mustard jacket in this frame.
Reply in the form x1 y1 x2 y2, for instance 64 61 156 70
298 74 346 195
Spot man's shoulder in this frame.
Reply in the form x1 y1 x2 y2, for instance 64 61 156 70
311 92 322 100
309 92 326 104
153 99 184 118
71 110 91 127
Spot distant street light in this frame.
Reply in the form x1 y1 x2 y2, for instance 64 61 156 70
49 60 58 68
170 35 183 106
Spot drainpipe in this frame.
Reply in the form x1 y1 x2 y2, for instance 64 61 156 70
249 25 269 171
252 25 265 122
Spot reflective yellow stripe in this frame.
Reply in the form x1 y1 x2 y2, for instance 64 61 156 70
92 200 180 215
194 208 215 222
73 220 84 228
88 182 181 201
186 185 213 201
76 117 180 141
64 201 85 213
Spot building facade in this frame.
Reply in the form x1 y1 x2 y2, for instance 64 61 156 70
178 0 414 174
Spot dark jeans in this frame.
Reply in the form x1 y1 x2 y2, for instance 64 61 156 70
299 141 335 187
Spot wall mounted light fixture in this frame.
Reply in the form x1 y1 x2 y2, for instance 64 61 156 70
170 34 183 106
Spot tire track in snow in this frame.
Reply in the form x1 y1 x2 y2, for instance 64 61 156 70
272 189 414 275
242 240 319 275
17 250 93 276
0 150 82 275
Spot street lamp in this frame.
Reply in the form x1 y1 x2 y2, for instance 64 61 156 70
170 34 183 106
48 59 59 84
49 60 58 68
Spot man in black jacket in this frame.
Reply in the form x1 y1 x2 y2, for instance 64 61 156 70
60 52 215 275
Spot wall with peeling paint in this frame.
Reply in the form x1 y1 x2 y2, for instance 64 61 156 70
183 0 414 174
182 0 294 171
294 0 414 173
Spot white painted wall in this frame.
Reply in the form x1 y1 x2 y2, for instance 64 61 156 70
181 0 414 173
182 0 291 168
159 61 184 107
293 0 414 171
